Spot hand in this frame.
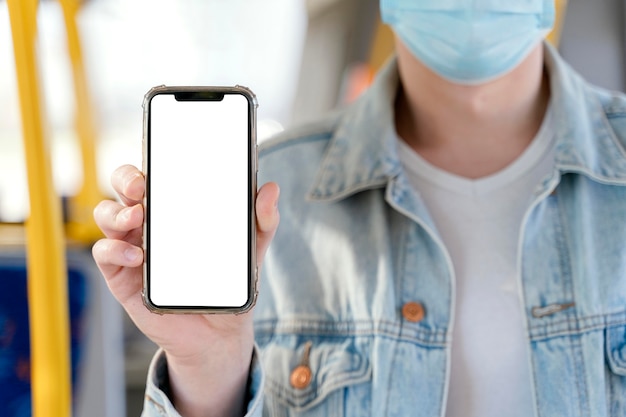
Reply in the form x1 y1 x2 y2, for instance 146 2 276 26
92 164 280 417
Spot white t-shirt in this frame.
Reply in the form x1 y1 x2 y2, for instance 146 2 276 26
397 107 555 417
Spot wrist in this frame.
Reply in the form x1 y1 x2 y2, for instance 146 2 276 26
166 332 254 417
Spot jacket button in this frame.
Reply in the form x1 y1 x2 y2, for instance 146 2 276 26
402 302 425 322
290 364 312 389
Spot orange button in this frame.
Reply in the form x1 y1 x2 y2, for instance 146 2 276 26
402 302 425 322
290 365 312 389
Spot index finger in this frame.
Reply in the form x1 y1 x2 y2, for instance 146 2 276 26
111 164 145 206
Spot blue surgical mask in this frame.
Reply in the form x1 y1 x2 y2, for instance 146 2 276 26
380 0 555 85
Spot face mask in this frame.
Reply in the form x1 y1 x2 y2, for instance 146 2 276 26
380 0 555 85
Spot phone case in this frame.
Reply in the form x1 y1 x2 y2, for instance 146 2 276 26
141 85 259 314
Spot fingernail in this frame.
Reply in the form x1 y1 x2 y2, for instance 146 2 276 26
119 207 130 222
125 172 142 193
121 206 137 223
124 247 141 262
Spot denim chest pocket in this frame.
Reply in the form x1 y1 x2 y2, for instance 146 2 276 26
605 325 626 414
260 338 372 416
606 325 626 375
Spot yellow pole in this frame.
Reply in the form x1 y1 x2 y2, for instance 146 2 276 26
368 19 395 74
58 0 106 244
6 0 72 416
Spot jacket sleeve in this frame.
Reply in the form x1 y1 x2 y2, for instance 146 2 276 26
141 347 265 417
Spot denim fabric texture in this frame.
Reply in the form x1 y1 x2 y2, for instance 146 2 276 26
143 42 626 417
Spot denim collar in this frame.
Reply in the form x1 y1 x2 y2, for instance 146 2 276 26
544 42 626 185
307 57 401 202
309 42 626 202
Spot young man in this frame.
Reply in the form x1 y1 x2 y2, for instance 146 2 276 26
93 1 626 416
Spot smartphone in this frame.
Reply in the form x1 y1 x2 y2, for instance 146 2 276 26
142 85 258 314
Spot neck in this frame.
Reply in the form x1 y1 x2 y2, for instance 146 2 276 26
394 39 551 179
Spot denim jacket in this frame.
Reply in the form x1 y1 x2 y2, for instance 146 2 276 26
143 43 626 417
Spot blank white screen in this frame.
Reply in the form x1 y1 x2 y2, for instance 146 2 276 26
148 92 250 308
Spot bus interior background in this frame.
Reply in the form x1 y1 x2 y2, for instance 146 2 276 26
0 0 624 416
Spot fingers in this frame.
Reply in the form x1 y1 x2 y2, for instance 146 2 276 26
93 199 143 242
111 164 145 206
92 238 144 303
256 182 280 264
92 164 145 304
92 238 143 270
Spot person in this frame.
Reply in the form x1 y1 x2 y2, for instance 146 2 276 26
92 1 626 416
